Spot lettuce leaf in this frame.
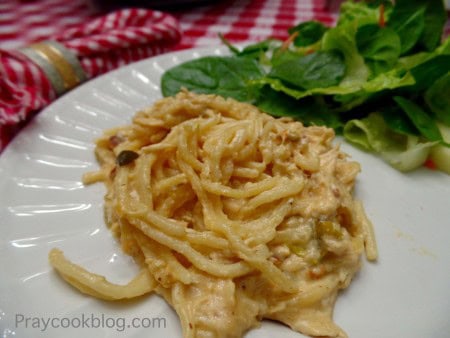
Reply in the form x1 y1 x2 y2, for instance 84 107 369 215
254 63 414 101
343 113 404 152
425 73 450 126
321 22 370 89
343 113 437 171
355 24 401 76
382 139 438 171
338 0 392 27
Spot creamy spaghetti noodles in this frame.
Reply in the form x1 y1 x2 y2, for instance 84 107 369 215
49 90 377 338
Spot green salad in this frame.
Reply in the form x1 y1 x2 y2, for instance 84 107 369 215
161 0 450 174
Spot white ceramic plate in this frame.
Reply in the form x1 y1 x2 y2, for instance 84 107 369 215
0 46 449 338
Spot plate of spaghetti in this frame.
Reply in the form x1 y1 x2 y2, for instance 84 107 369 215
0 45 449 338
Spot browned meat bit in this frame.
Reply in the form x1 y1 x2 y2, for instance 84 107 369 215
116 150 139 166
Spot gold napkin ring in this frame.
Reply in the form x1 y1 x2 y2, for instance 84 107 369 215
18 41 87 96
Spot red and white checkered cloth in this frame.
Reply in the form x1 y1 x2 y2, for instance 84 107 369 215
0 5 181 152
0 0 448 153
0 0 336 50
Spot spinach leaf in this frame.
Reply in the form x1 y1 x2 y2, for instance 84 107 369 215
388 3 425 55
380 106 419 136
409 55 450 91
417 0 447 52
288 21 328 47
388 0 446 54
393 96 443 142
161 56 264 102
425 73 450 126
256 87 342 129
356 24 401 76
269 51 346 90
